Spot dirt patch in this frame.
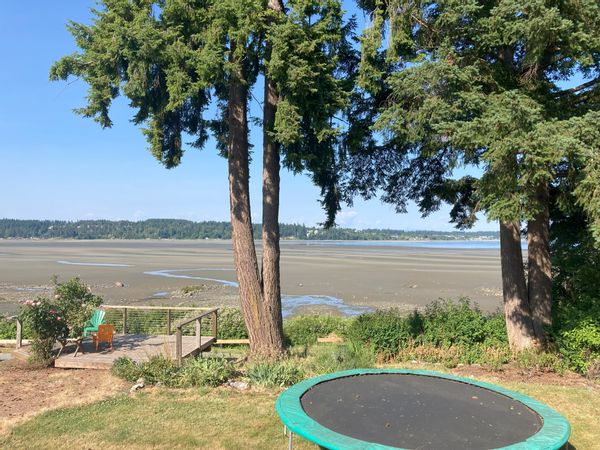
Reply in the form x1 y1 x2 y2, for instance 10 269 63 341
452 364 600 391
0 358 128 435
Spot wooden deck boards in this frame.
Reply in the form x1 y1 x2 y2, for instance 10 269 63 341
14 334 215 369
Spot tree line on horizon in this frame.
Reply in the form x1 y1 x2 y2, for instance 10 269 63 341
49 0 600 356
0 219 499 241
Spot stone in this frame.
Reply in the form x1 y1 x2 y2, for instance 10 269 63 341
115 281 125 288
227 380 250 391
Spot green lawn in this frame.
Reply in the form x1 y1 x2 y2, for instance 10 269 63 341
1 371 599 449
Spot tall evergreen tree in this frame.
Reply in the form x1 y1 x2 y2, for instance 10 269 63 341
50 0 354 357
349 0 600 351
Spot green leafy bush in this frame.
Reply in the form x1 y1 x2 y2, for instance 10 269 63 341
53 277 103 338
140 356 180 386
422 299 488 347
345 309 423 357
217 308 248 340
284 315 349 346
247 360 304 388
111 356 143 382
306 342 375 374
19 297 69 364
0 315 17 339
178 357 236 387
551 301 600 375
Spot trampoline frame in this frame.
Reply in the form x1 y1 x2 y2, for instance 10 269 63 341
276 368 571 450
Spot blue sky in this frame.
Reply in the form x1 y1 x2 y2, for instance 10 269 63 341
0 2 497 231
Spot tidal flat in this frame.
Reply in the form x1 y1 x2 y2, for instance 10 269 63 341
0 239 503 316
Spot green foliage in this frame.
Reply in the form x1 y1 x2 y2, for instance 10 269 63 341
178 357 236 387
421 299 506 347
111 355 235 388
283 315 349 346
217 308 248 340
111 357 143 382
0 315 17 339
0 218 499 241
247 360 304 388
19 297 69 364
551 301 600 375
345 309 423 357
53 278 103 338
306 342 375 374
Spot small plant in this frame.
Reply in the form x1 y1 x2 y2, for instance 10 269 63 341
422 299 488 347
306 342 375 374
111 356 143 382
247 360 303 388
178 357 236 387
284 315 350 347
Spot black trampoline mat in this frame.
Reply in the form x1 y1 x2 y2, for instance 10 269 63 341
300 373 543 449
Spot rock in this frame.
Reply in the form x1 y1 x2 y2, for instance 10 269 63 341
298 283 303 287
115 281 125 288
136 377 145 384
227 380 250 391
130 382 145 393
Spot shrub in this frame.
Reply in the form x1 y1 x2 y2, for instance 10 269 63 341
217 308 248 340
345 309 423 357
0 314 17 339
247 360 304 388
306 342 375 374
111 356 143 382
178 357 236 387
284 315 350 347
53 277 103 338
19 297 69 364
551 300 600 375
514 349 566 374
422 299 488 347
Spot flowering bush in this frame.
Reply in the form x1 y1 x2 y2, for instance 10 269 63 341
19 298 69 364
18 278 103 365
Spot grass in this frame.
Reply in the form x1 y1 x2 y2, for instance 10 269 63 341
0 389 313 450
1 361 598 449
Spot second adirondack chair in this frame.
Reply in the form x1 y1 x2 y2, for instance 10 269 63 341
83 309 106 337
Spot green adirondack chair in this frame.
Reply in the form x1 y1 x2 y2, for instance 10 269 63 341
83 309 106 337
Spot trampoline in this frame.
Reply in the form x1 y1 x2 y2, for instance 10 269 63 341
276 369 570 449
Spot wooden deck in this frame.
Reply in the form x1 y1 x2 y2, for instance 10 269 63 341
13 334 216 369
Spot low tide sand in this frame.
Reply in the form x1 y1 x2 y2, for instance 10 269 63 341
0 239 503 316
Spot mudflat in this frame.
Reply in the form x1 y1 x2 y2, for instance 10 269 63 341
0 239 503 316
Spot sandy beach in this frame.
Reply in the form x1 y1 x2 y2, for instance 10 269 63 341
0 239 503 316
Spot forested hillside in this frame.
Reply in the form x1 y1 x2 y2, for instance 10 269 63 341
0 219 498 241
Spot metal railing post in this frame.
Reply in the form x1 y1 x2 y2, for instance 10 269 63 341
195 318 202 351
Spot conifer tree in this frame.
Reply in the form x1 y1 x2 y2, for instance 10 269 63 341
349 0 600 351
51 0 354 357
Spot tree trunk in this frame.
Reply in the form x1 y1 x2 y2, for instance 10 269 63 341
527 182 551 345
259 0 286 356
499 220 539 351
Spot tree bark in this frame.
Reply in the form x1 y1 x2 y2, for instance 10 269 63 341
259 0 286 356
499 220 539 351
527 182 551 344
227 44 269 356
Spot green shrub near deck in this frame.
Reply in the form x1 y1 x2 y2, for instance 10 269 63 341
283 315 350 346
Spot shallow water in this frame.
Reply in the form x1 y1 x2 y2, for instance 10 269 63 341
57 260 132 267
143 268 239 287
299 239 520 250
144 268 370 317
282 295 372 318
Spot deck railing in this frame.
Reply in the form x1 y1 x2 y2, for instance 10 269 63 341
174 308 218 365
6 306 219 362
